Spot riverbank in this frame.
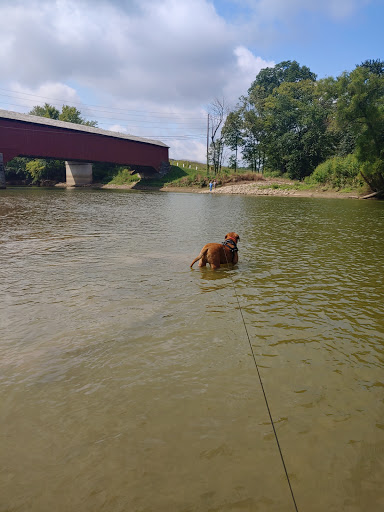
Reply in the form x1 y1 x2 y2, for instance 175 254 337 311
96 177 364 199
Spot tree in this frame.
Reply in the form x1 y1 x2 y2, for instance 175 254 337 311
261 80 333 179
59 105 98 126
207 98 228 174
358 59 384 76
222 110 243 172
227 61 319 175
335 66 384 192
248 60 317 97
29 103 97 126
4 157 30 183
25 159 65 183
29 103 60 119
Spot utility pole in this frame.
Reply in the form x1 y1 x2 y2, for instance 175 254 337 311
206 114 209 174
235 134 238 173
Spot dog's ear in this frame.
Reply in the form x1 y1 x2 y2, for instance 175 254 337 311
237 235 240 242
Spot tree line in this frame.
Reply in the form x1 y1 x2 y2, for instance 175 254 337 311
209 59 384 194
5 59 384 193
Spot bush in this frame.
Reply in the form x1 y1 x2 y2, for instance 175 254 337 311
220 172 264 184
360 159 384 192
107 168 140 185
306 155 364 188
5 157 30 182
263 169 284 178
25 159 65 183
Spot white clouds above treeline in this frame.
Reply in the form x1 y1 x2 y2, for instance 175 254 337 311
0 0 375 161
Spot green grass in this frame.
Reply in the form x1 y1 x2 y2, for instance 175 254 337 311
99 159 365 196
137 161 265 189
107 168 140 185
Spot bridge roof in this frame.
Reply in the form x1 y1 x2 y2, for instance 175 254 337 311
0 109 168 148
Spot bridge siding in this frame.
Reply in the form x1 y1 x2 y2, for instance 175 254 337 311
0 118 168 169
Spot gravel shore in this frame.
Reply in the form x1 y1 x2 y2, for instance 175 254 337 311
159 180 361 199
75 178 362 199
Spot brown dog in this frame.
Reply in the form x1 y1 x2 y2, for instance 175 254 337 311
190 232 240 269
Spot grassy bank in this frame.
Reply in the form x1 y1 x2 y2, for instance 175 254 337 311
130 160 276 189
101 160 367 197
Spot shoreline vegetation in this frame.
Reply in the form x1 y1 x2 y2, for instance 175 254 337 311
6 157 380 200
90 180 365 199
50 159 372 199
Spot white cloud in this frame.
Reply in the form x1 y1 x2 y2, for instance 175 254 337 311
108 124 128 134
0 0 236 106
0 0 374 162
4 82 81 113
169 139 207 163
223 47 275 104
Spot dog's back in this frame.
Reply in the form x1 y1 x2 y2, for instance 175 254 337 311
190 233 239 269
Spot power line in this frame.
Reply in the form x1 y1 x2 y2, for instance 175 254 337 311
0 88 206 119
0 99 206 127
0 87 209 142
1 121 206 142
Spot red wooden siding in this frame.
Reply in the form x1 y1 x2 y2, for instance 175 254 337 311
0 117 169 170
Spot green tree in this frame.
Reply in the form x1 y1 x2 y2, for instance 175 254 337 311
29 103 60 119
248 60 317 97
262 80 333 179
359 59 384 76
26 159 65 184
59 105 98 127
29 103 97 127
336 66 384 192
222 110 243 172
241 104 267 172
4 157 30 182
315 77 357 158
228 61 319 175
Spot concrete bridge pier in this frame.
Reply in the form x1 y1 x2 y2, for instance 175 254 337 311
65 161 92 186
0 153 6 189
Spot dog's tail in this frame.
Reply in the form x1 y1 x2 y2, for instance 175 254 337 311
190 255 201 268
190 249 207 268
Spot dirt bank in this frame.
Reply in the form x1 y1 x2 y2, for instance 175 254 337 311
194 180 361 199
56 178 363 199
144 179 361 199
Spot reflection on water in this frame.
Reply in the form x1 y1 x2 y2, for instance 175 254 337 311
0 187 383 511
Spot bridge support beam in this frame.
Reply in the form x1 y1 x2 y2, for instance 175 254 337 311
65 161 92 186
0 153 6 189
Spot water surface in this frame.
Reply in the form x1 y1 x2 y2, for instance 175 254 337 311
1 188 383 511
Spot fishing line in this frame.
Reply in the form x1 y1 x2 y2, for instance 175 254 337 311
223 248 299 512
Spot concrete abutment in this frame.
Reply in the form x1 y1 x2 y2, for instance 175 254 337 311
65 161 93 186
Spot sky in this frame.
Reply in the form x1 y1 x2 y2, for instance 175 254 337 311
0 0 383 163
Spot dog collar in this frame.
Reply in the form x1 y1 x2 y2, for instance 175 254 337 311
222 238 238 262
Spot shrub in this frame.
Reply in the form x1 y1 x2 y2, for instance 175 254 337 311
108 168 140 185
306 155 364 188
263 170 283 178
25 159 65 183
220 173 264 185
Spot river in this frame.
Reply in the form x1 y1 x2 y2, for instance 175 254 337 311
1 187 383 512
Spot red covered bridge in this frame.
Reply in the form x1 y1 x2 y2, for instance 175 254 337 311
0 109 169 185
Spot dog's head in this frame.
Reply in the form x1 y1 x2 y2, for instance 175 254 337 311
225 232 240 244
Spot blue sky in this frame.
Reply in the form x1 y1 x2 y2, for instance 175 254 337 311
214 0 384 78
0 0 383 162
